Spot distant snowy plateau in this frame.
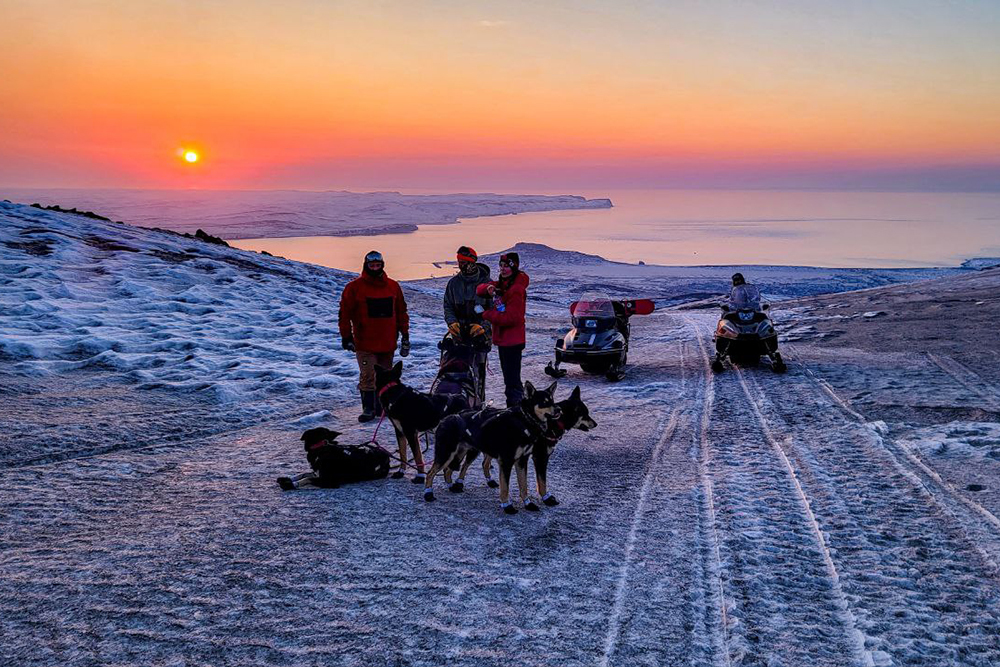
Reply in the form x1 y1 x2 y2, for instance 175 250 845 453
3 188 614 239
2 200 1000 666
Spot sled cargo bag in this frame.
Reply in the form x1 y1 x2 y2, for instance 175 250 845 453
309 444 391 487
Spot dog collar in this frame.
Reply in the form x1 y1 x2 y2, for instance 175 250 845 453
307 439 328 450
378 381 400 398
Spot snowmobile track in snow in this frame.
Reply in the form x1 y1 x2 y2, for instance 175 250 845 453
599 407 683 667
786 346 1000 568
746 346 1000 665
926 352 1000 413
733 367 876 667
687 317 866 666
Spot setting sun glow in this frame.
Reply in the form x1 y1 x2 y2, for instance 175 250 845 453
183 151 199 163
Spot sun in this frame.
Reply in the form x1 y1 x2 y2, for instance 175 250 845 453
184 150 199 163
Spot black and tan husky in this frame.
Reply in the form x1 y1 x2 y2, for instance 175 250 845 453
425 382 596 514
374 361 466 483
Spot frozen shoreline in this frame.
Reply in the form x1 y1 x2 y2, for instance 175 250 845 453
2 188 613 240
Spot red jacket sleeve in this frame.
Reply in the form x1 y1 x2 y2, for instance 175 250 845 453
338 282 355 341
395 282 410 337
483 287 525 327
476 282 494 297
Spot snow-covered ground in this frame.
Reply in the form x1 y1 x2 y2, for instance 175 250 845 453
3 202 1000 666
4 189 613 239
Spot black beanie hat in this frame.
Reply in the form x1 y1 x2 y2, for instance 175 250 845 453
500 252 520 269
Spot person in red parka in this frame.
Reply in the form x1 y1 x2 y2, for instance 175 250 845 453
338 250 410 422
476 252 529 407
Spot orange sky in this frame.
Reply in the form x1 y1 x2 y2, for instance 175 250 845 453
2 1 999 190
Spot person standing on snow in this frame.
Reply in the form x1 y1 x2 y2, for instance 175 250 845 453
443 245 491 401
338 250 410 422
477 252 528 407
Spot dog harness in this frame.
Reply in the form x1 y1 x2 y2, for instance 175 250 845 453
516 405 548 438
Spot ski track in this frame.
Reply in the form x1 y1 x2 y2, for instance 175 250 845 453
746 346 1000 665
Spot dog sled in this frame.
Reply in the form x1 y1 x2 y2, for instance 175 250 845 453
431 325 490 409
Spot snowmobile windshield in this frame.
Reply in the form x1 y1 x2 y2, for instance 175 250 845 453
729 284 762 311
571 294 615 319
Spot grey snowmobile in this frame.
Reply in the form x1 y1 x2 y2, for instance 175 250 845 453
711 285 786 373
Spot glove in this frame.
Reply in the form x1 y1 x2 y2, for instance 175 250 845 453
469 323 486 338
399 337 410 357
342 338 356 352
447 322 461 337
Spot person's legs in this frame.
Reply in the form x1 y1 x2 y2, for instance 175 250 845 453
476 351 488 405
498 344 525 408
355 350 377 421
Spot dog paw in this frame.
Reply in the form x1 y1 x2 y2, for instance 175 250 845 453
423 489 435 502
411 474 426 484
502 503 518 515
449 482 464 493
524 500 540 511
390 470 405 480
487 479 500 489
542 494 559 506
276 477 296 491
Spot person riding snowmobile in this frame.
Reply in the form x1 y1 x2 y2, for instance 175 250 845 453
712 272 786 373
728 272 762 311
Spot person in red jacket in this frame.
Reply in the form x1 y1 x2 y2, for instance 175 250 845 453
338 250 410 422
476 252 528 407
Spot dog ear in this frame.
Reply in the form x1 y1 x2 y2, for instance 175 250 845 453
524 381 535 397
571 385 581 401
545 380 558 395
392 360 403 378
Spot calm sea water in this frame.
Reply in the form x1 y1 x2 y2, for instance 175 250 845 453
231 190 1000 280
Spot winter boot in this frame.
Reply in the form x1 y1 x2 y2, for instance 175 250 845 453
358 390 376 423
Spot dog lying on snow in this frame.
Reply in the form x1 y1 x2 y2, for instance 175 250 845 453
374 361 467 483
276 427 390 490
424 383 597 514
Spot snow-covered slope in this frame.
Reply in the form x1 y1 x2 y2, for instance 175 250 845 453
3 202 1000 666
0 201 445 464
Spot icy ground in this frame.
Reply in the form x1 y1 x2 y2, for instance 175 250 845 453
3 202 1000 666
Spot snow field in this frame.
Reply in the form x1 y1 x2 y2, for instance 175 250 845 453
3 202 1000 665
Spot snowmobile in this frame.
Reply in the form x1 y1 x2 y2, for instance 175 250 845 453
545 293 655 382
711 286 786 373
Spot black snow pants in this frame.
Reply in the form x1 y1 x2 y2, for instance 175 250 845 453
498 343 525 408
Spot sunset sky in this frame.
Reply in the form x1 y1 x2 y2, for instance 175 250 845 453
2 0 999 190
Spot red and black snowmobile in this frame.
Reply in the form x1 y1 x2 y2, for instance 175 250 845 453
545 292 655 382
